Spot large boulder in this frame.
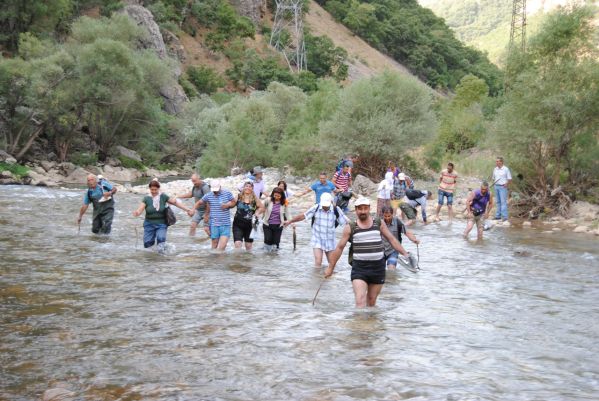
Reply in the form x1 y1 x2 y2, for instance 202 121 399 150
63 167 92 184
26 170 58 187
102 165 143 182
57 162 76 177
121 5 188 115
162 28 186 63
0 150 17 164
352 174 378 196
40 160 56 172
115 146 142 162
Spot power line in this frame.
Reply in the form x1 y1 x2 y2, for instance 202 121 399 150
270 0 307 72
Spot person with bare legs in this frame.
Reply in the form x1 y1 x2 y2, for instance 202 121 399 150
434 162 458 222
178 173 211 236
463 181 494 240
324 198 410 308
194 180 236 251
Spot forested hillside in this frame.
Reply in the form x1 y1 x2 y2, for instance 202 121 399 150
418 0 573 64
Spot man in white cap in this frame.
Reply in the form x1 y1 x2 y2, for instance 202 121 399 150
194 179 236 250
324 197 410 308
284 192 347 267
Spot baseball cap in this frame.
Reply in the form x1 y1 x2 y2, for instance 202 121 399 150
253 166 263 174
398 173 406 180
319 192 333 208
210 179 221 192
354 197 371 207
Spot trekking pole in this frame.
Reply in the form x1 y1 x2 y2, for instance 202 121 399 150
416 243 421 270
312 279 326 306
292 225 297 251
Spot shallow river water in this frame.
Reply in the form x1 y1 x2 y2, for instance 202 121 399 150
1 185 598 401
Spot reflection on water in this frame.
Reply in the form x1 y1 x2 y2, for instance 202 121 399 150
1 185 598 400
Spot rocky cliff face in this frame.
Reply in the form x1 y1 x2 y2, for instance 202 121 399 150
120 4 188 115
230 0 265 25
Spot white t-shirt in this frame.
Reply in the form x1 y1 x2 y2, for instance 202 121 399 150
493 166 512 186
377 172 394 200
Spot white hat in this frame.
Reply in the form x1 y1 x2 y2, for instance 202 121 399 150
210 179 221 192
354 197 371 207
319 192 333 208
398 173 406 180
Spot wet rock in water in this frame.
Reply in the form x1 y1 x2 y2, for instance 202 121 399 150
573 225 589 233
522 221 532 228
115 145 142 162
26 170 58 187
514 250 532 257
552 227 562 232
63 167 92 184
352 174 377 196
0 149 17 164
42 387 75 401
593 229 599 236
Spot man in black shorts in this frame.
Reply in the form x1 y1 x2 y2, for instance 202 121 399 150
325 197 410 307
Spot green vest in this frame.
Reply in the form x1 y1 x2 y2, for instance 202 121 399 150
143 193 170 224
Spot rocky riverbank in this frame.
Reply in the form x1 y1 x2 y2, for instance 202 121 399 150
1 149 598 236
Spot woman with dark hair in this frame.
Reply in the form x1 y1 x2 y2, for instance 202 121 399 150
380 206 419 270
262 187 289 251
277 180 294 203
133 179 194 251
233 181 265 250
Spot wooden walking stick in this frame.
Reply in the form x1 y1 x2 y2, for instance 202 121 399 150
312 279 326 306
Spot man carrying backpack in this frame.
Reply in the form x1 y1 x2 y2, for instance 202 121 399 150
400 189 432 226
324 197 410 308
284 192 347 267
77 174 117 234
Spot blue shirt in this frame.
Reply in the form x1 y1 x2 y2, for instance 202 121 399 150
84 181 113 205
202 190 234 226
310 180 336 203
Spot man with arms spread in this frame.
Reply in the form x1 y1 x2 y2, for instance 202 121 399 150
296 172 337 205
324 197 410 308
77 174 117 234
492 156 512 222
178 173 210 236
284 192 347 267
434 162 458 222
195 180 236 250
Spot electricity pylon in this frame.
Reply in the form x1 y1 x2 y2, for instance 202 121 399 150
509 0 527 52
270 0 307 71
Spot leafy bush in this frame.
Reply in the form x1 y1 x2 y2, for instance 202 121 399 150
186 65 225 95
0 162 29 178
305 33 348 80
118 155 146 170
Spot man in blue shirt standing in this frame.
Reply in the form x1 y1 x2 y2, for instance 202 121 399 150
297 172 337 205
77 174 117 234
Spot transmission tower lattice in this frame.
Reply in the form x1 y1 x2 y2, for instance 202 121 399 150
509 0 527 52
270 0 307 71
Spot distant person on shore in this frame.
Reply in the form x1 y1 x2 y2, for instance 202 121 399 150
77 174 117 234
463 181 493 240
376 171 394 217
380 206 419 270
284 192 347 267
195 179 236 250
400 189 432 226
232 181 264 251
434 162 458 222
296 172 337 205
323 197 410 308
238 166 266 199
492 156 512 222
262 187 290 251
178 173 211 236
333 161 353 212
133 179 194 251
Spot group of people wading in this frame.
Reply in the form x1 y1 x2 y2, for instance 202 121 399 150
77 157 512 307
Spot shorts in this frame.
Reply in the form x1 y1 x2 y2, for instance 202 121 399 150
390 199 401 211
385 251 399 266
400 203 417 220
471 214 484 230
437 189 454 206
192 209 206 224
232 218 253 243
209 224 231 240
351 259 386 284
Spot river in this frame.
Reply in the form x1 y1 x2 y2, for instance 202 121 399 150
1 185 598 400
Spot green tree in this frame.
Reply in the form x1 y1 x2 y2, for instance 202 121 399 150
305 33 348 80
320 71 436 179
186 65 225 95
493 5 599 214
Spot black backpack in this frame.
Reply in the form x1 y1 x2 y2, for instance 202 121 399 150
405 189 425 200
311 205 341 228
